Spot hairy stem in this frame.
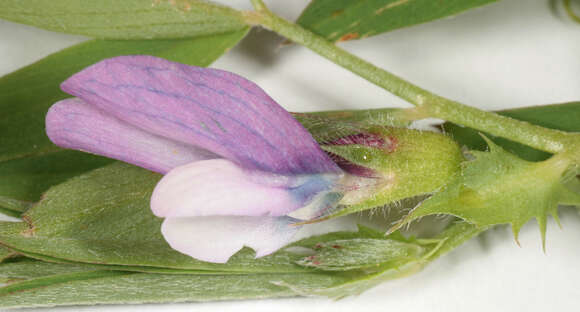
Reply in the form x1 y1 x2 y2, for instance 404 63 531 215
244 1 578 155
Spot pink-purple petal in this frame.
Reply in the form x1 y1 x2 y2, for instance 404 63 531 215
160 216 300 263
46 98 218 174
61 55 339 175
151 159 341 218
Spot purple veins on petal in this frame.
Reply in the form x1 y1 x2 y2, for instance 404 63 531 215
60 55 340 175
161 216 301 263
46 98 218 174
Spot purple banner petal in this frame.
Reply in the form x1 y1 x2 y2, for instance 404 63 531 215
61 55 339 175
46 98 218 174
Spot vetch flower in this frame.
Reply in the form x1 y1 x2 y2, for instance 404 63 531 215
45 55 350 263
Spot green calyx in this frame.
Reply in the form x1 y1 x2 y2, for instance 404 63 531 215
321 126 464 217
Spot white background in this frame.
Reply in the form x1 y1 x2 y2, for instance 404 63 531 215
1 0 580 311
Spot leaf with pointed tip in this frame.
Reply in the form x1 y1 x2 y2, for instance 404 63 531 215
295 238 432 271
0 222 483 307
391 139 580 247
292 224 439 271
0 228 439 306
279 221 482 299
444 102 580 161
0 0 247 39
0 163 313 273
0 30 249 214
0 260 347 309
296 0 499 42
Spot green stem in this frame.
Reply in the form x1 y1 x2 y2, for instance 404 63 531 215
244 2 577 155
564 0 580 23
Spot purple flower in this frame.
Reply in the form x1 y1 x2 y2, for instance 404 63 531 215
45 56 345 263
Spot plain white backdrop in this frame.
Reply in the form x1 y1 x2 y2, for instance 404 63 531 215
1 0 580 311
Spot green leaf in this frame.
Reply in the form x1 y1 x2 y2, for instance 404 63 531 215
0 159 465 278
0 196 33 217
444 102 580 161
0 223 484 307
295 238 429 271
296 0 499 42
0 30 249 213
0 258 106 283
278 222 481 299
0 163 311 273
291 224 388 246
292 224 439 272
0 160 449 275
391 139 580 247
0 0 247 39
0 151 112 212
0 246 17 262
275 260 423 299
0 260 346 308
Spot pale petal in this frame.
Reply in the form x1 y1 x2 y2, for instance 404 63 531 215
61 55 339 175
46 98 218 174
151 159 341 218
161 216 300 263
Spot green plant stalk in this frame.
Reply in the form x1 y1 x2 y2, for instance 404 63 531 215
564 0 580 23
244 1 579 155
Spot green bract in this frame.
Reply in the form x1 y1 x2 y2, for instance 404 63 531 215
392 138 580 247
